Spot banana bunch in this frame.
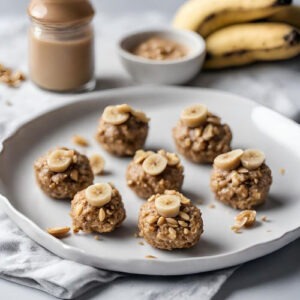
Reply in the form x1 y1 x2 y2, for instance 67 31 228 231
172 0 300 69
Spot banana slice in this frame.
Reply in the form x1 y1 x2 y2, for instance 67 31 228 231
142 154 168 175
241 149 265 170
155 194 181 218
102 106 129 125
85 183 112 207
116 104 132 113
180 104 208 127
214 149 243 171
47 149 73 172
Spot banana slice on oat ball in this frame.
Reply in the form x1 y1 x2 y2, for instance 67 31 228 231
102 106 130 125
241 149 265 170
180 104 208 127
47 149 73 172
142 153 168 176
214 149 243 171
155 194 181 218
85 183 112 207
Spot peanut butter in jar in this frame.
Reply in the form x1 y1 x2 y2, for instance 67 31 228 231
28 0 95 92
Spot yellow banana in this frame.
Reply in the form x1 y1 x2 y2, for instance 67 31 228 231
204 23 300 69
267 5 300 28
172 0 292 37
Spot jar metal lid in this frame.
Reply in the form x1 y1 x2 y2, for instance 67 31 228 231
28 0 94 25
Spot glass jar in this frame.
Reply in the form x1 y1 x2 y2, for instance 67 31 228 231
28 0 95 93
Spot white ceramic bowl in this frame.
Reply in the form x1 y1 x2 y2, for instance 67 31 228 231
118 28 206 85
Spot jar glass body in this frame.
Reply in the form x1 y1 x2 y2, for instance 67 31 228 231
29 21 95 93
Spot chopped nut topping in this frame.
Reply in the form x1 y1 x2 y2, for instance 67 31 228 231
99 208 106 222
166 217 177 225
168 227 177 240
70 169 79 181
280 168 285 175
47 226 70 238
157 216 165 226
179 211 190 221
74 203 83 217
183 228 190 235
147 216 158 224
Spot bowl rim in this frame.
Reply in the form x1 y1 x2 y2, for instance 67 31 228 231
117 27 206 65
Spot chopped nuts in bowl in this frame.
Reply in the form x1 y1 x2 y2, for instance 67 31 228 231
118 28 206 85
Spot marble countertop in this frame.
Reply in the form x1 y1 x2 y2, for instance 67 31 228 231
1 1 300 299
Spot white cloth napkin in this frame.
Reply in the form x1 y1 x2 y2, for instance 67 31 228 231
0 11 299 300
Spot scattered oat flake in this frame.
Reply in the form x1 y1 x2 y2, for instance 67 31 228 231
208 204 215 209
134 233 140 238
72 135 89 147
138 241 144 246
279 168 285 175
94 235 100 240
145 255 157 259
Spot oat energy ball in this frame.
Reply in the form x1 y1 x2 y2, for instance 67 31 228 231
70 182 126 233
34 148 94 199
210 149 272 210
173 104 232 163
138 190 203 250
126 149 184 199
96 104 149 156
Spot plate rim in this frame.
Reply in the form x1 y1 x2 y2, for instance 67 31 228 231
1 85 300 275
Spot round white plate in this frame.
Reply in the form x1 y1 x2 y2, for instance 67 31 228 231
1 86 300 275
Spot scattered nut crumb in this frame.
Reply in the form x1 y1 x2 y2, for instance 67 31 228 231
0 64 26 87
89 154 105 175
208 203 215 209
261 215 268 222
279 168 285 175
145 255 157 259
138 241 144 246
94 235 101 240
72 135 89 147
231 210 256 233
134 233 140 238
47 226 70 238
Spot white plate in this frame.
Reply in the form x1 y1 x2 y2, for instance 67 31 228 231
1 86 300 275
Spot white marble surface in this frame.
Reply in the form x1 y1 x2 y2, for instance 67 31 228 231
0 1 300 299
